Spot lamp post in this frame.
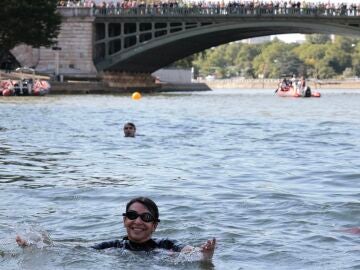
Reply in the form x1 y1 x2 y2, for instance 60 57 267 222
52 46 62 81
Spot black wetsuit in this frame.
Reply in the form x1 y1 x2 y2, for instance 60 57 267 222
92 236 185 252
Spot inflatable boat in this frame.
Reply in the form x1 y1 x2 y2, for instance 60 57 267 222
0 79 50 96
275 78 321 98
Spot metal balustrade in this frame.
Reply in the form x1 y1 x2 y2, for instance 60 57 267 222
94 7 360 17
57 7 360 17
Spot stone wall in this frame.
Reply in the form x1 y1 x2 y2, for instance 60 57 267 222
11 15 97 77
102 71 157 88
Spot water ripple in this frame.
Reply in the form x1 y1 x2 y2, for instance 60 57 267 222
1 92 360 269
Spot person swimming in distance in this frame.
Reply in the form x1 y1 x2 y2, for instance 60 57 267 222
124 122 136 137
16 197 216 261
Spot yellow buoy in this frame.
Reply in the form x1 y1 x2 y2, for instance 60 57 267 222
132 91 142 100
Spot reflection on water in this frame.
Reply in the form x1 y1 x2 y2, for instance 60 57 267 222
1 89 360 269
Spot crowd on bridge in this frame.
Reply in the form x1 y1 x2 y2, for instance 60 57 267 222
58 1 360 16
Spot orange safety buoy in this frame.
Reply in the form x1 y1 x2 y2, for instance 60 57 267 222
132 91 142 100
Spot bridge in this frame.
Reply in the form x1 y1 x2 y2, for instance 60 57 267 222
84 6 360 73
12 7 360 78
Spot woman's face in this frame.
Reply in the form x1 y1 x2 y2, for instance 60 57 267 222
123 202 157 243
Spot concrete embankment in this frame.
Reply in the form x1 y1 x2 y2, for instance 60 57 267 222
0 70 211 94
49 81 211 94
157 82 211 92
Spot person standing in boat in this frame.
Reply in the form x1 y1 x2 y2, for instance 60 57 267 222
297 76 307 96
279 78 289 91
290 74 297 88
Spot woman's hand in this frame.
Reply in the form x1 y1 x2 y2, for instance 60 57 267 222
180 238 216 261
200 238 216 260
16 235 28 247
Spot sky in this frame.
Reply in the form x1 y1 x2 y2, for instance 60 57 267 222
275 34 306 43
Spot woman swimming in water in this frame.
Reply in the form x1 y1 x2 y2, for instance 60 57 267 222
16 196 216 261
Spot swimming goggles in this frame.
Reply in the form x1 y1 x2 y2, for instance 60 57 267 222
122 211 159 223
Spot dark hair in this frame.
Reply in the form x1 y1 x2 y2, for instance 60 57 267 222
124 122 136 130
126 197 160 222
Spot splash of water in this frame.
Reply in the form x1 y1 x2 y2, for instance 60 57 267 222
15 223 53 249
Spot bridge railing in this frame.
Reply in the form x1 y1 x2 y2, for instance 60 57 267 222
57 6 359 18
93 7 359 17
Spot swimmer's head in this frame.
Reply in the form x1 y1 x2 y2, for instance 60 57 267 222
126 197 160 222
124 122 136 137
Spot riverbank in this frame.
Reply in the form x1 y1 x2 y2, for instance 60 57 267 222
19 78 360 94
199 78 360 89
2 70 360 94
0 70 211 94
54 78 358 93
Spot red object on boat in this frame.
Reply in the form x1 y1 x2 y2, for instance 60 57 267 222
2 89 13 96
276 78 321 98
0 80 14 96
276 85 321 98
33 80 51 96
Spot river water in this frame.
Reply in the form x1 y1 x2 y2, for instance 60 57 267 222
0 89 359 270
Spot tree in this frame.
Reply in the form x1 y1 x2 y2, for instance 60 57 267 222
172 55 197 69
0 0 61 51
235 43 262 78
351 43 360 76
191 35 356 80
332 36 359 52
294 43 328 77
193 46 229 78
314 60 336 79
252 41 303 78
305 34 331 44
325 46 351 75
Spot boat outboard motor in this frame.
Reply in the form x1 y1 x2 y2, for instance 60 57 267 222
22 79 30 95
27 79 33 95
14 82 21 96
304 87 311 97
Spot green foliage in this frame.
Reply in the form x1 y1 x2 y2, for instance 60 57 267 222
325 46 351 74
172 55 197 69
0 0 61 51
305 34 331 44
234 44 262 78
252 41 304 78
188 35 360 79
314 60 336 79
193 43 245 78
352 43 360 76
333 36 358 51
342 67 355 78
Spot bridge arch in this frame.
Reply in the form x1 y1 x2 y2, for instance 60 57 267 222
93 14 360 73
